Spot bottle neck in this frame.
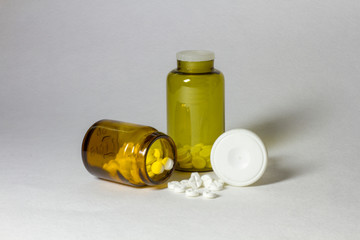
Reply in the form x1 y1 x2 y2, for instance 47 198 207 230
177 60 214 73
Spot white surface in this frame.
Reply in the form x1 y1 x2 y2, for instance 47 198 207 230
1 0 360 239
176 50 215 62
211 129 268 187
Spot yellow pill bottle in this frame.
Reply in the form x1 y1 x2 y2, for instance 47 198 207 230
82 120 177 187
167 50 225 172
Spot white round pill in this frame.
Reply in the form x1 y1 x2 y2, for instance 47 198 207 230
188 176 199 189
174 185 186 193
203 190 218 199
190 172 202 188
215 180 225 189
167 181 179 190
180 180 190 188
163 158 174 170
185 188 200 197
201 174 212 182
207 181 224 191
203 181 212 188
201 175 213 188
217 178 225 185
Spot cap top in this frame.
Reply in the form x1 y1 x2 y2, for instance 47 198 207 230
211 129 267 187
176 50 215 62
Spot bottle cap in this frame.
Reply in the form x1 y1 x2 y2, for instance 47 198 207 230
176 50 215 62
210 129 268 186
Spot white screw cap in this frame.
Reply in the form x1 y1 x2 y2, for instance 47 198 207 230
176 50 215 62
211 129 268 187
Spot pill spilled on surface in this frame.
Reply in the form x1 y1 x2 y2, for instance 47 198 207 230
202 190 217 199
167 172 225 199
185 188 200 197
174 185 186 193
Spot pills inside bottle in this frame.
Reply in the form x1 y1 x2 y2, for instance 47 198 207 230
177 143 212 170
82 120 177 187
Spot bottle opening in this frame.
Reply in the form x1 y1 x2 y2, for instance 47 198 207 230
144 136 176 184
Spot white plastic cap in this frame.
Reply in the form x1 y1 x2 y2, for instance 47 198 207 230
176 50 215 62
210 129 267 187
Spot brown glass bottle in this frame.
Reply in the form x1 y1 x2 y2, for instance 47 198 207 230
82 120 177 187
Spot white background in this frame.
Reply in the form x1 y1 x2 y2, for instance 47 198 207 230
1 0 359 239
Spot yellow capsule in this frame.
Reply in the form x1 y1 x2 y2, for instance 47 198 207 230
103 161 119 177
151 161 164 174
202 144 212 149
183 145 191 150
118 159 131 180
192 156 206 169
153 148 162 159
190 146 202 155
194 143 204 148
201 145 212 152
102 163 111 172
104 160 118 169
131 169 142 184
179 162 193 169
146 154 157 165
161 157 168 165
148 171 155 178
148 148 154 156
199 148 211 158
206 158 212 168
131 159 143 181
177 147 189 157
177 152 192 163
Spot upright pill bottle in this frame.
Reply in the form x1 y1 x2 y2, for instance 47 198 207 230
167 50 225 172
82 120 177 187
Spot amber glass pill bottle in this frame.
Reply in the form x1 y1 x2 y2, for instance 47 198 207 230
82 120 177 187
167 50 225 172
